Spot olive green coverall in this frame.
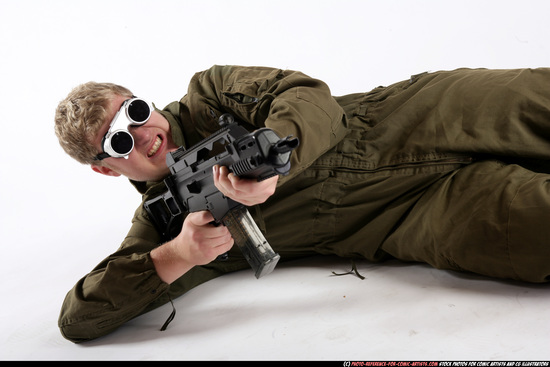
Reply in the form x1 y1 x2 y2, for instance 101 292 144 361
58 65 550 342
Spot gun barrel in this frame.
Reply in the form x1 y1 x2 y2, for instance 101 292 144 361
271 136 300 154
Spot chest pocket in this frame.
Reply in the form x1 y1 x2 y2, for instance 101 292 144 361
221 90 272 128
223 92 259 104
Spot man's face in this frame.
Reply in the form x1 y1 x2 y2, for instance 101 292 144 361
91 94 179 182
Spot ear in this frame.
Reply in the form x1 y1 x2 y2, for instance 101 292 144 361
91 164 121 177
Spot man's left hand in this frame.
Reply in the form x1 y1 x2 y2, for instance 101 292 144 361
213 165 278 206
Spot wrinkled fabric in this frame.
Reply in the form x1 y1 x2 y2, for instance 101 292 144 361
59 66 550 342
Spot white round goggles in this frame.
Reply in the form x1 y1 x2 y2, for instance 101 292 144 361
94 97 153 160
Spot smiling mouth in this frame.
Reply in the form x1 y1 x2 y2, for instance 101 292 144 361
148 136 163 157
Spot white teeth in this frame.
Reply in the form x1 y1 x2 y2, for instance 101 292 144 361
148 136 162 157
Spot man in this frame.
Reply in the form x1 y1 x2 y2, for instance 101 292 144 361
55 65 550 343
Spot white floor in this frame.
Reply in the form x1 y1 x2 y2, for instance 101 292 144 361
3 255 549 360
2 0 549 362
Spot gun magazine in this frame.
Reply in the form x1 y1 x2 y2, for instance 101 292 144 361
222 206 280 278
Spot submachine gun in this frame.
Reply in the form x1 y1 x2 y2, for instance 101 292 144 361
144 114 299 278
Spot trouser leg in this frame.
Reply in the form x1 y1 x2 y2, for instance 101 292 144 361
381 160 550 283
358 68 550 166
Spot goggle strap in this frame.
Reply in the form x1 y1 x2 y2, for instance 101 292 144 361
93 152 111 161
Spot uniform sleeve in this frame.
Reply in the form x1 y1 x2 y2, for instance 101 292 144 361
185 65 349 184
58 200 250 343
57 206 170 343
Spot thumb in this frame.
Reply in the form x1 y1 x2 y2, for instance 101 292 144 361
187 211 215 226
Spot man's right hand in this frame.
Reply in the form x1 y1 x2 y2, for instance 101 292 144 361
150 211 234 284
177 211 234 265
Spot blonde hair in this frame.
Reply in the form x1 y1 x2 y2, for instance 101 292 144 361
54 82 133 165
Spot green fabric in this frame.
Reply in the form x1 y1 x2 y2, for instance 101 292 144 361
59 66 550 343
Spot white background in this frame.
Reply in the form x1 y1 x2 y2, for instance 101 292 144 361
1 0 549 361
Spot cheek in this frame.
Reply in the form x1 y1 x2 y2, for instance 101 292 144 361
151 112 170 129
156 116 174 141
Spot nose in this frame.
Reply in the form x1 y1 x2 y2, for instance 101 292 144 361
128 123 144 131
128 123 148 146
128 118 149 131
